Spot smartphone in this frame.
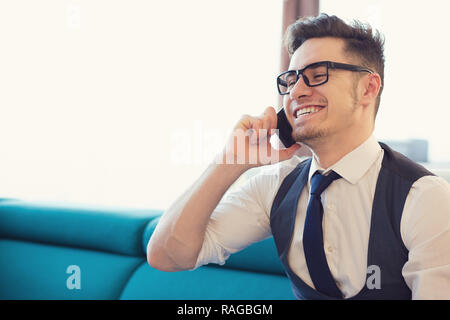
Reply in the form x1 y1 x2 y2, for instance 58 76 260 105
276 108 297 148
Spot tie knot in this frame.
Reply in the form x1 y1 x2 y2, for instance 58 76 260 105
310 170 341 196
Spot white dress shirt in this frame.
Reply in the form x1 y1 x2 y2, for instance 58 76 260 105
193 135 450 299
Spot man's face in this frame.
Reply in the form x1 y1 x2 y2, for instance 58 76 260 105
284 37 363 146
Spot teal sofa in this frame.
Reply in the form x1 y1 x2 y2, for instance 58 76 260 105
0 198 294 300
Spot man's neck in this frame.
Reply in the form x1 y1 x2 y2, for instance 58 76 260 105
309 129 373 169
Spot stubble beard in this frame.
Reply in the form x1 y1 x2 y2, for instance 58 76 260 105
292 97 358 148
292 123 330 147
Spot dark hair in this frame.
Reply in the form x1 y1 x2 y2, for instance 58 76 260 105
284 13 385 118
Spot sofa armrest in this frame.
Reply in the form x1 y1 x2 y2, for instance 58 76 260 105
0 199 162 256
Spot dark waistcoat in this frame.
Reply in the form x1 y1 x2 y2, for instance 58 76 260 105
269 142 434 299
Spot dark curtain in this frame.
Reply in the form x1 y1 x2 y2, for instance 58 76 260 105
278 0 319 155
279 0 319 104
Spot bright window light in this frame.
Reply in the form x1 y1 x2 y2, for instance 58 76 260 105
0 1 282 210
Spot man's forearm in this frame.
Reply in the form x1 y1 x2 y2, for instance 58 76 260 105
147 157 248 271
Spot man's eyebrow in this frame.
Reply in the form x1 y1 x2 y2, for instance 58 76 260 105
290 61 324 71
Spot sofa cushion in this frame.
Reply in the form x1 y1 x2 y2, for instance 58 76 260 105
0 199 162 256
119 262 295 300
0 239 143 299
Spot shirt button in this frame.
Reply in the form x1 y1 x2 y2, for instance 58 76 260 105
327 203 335 210
327 246 334 253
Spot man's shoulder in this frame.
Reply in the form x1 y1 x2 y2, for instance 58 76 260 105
380 142 435 182
411 174 450 197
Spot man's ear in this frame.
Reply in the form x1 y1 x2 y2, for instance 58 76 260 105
360 73 382 107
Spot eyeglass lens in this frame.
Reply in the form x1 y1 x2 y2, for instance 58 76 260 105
278 63 328 94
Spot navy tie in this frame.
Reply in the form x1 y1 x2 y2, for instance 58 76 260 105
303 170 342 298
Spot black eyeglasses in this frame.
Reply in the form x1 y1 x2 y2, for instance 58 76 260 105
277 61 374 95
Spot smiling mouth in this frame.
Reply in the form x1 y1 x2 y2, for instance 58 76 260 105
295 105 325 118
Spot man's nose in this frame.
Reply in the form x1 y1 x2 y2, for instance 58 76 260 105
289 75 313 100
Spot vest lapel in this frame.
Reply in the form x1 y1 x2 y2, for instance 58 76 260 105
270 159 311 261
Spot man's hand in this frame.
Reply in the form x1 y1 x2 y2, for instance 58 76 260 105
217 106 301 169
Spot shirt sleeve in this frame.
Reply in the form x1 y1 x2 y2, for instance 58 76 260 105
191 168 274 270
191 158 300 270
401 175 450 299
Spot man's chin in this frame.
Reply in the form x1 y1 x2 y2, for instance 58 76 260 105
294 129 327 145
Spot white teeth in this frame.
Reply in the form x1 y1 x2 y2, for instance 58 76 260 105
296 106 322 118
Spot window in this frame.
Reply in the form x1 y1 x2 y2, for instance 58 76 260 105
0 1 282 209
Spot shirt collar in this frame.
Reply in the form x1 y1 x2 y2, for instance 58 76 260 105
308 134 382 185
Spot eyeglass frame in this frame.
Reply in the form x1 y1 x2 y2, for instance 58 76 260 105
276 60 374 95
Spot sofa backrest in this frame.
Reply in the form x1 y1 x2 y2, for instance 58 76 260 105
0 199 161 256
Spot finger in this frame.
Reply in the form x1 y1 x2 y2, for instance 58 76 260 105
251 119 263 144
264 106 277 130
262 114 271 133
260 107 276 141
257 117 270 144
261 107 272 130
235 114 252 131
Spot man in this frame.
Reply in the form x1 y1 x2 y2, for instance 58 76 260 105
147 14 450 299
